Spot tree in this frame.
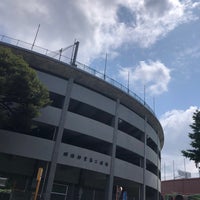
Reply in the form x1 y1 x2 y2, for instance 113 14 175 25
0 47 51 132
182 109 200 168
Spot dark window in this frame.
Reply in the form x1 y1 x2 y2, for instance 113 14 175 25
62 129 111 155
52 183 67 194
158 151 161 160
116 146 143 167
63 152 68 156
49 92 65 109
118 118 144 142
147 137 158 154
146 186 158 200
68 99 114 126
30 121 56 140
70 154 75 158
84 157 87 161
146 159 158 176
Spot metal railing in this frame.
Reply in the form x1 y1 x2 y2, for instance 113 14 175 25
0 34 155 115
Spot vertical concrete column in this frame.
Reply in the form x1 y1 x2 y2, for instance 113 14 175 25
142 115 147 200
44 78 74 200
106 99 120 200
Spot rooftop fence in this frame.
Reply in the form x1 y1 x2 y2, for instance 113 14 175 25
0 34 154 115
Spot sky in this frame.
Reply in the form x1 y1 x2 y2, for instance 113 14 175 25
1 0 200 180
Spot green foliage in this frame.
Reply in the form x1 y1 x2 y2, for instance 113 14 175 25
0 47 51 132
182 109 200 167
188 194 200 200
0 189 11 194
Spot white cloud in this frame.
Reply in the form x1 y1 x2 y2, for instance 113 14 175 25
0 0 199 63
119 60 171 96
160 107 196 145
191 2 200 8
119 0 199 47
160 106 199 179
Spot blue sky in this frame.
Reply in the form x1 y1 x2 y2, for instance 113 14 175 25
1 0 200 179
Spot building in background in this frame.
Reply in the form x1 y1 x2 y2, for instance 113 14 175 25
162 178 200 198
0 36 164 200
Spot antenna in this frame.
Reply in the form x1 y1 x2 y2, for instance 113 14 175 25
59 48 62 61
153 96 155 113
127 70 130 93
31 24 40 50
104 53 108 80
71 40 79 67
70 39 76 64
51 42 77 63
173 160 175 180
164 162 166 180
184 158 186 177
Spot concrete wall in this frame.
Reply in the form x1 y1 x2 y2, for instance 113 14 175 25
0 130 54 161
65 112 113 142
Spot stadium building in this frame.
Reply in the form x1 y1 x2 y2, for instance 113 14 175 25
0 36 164 200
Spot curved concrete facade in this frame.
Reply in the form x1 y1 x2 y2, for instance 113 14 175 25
0 42 164 200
